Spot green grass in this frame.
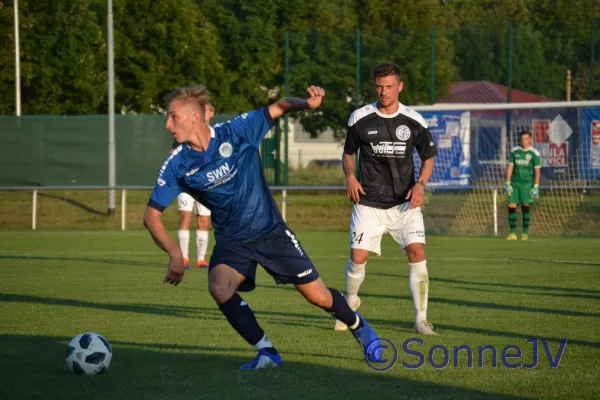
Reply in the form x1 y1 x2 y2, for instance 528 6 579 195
1 232 599 399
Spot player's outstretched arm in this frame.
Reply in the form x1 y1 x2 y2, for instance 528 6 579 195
268 85 325 120
143 206 186 286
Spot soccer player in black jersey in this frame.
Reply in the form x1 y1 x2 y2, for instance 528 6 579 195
337 63 439 335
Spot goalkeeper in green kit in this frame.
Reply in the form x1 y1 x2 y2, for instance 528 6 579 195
505 130 541 240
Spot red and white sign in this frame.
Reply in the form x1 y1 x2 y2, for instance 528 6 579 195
592 120 600 168
548 143 568 167
532 117 571 168
533 120 550 144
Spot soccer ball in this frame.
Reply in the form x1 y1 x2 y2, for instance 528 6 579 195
65 332 112 376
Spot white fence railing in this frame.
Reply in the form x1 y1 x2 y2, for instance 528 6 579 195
0 185 346 232
1 185 596 235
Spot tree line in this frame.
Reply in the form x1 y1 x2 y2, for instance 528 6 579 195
0 0 598 136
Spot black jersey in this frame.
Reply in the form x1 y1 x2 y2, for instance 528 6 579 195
343 102 437 209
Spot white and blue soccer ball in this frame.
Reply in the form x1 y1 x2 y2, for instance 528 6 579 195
65 332 112 376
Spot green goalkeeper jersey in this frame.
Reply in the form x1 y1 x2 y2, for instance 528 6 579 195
508 146 542 183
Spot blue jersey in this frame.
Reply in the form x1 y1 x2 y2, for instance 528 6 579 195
148 108 284 243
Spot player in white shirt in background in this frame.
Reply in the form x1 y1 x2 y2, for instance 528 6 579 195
174 102 215 269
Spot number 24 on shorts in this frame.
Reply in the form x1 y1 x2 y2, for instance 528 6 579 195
351 232 364 244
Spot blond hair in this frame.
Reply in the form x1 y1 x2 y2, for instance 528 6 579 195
205 102 216 114
166 84 211 112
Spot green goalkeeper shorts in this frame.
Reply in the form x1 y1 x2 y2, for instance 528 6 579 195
508 182 534 205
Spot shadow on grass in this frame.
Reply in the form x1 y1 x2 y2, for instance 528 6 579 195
0 334 529 400
39 192 105 216
458 286 600 300
0 254 164 269
0 293 334 332
369 272 600 295
358 291 600 318
257 282 600 318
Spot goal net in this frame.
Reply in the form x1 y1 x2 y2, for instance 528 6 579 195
412 101 600 237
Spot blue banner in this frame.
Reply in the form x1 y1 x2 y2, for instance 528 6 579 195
580 107 600 180
416 111 471 187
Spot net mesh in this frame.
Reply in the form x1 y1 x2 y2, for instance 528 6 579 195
416 105 600 236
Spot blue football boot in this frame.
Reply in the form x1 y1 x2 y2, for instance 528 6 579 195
240 348 282 370
351 313 384 364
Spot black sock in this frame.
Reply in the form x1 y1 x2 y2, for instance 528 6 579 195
508 207 517 233
323 288 363 330
217 293 265 346
522 205 531 234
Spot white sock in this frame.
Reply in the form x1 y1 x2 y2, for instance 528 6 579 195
254 334 274 350
409 260 429 324
177 230 190 259
346 259 366 305
196 230 209 261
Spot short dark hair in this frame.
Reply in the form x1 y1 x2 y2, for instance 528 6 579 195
520 130 532 137
373 63 402 82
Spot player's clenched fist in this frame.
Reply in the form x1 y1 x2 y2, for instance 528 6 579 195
305 86 325 109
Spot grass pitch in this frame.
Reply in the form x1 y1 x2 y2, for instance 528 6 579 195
0 232 599 399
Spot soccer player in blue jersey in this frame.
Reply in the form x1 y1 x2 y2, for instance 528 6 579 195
143 84 383 370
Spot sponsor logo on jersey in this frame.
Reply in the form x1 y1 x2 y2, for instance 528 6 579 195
395 125 411 141
515 159 531 166
424 115 439 128
157 177 166 186
185 167 200 177
207 163 232 182
370 141 407 156
368 130 378 135
219 142 233 158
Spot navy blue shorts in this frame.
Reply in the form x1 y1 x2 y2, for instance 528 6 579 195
208 228 320 292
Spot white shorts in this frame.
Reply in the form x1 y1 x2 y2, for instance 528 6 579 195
350 202 425 255
177 193 211 216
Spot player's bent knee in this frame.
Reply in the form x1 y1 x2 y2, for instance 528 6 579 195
350 249 369 265
208 264 244 303
405 243 425 263
296 279 331 308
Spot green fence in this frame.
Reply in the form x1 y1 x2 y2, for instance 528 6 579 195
0 114 238 186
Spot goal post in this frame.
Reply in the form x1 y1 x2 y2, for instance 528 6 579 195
411 101 600 237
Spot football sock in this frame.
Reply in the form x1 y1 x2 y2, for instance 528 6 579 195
323 288 362 330
522 205 531 234
508 207 517 233
409 260 429 324
177 230 190 259
218 293 265 347
254 334 276 352
346 259 366 305
196 229 209 261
